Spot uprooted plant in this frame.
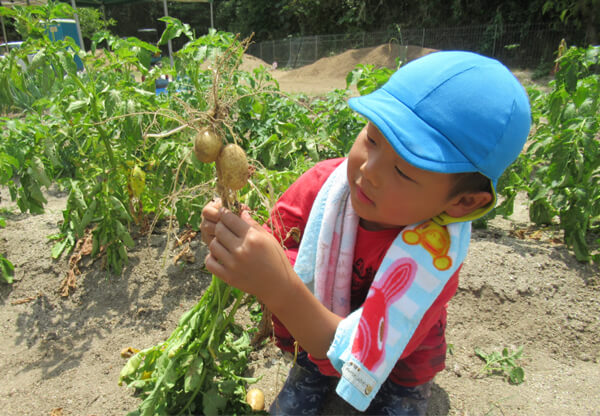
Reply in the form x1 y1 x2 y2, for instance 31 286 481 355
119 33 276 416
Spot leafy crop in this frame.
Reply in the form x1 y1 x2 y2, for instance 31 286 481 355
0 216 14 283
346 63 396 96
499 45 600 263
119 276 255 415
0 2 365 285
475 346 525 385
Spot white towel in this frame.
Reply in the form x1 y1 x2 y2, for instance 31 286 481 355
295 159 471 411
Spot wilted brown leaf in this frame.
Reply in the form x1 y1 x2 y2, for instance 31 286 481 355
120 346 140 359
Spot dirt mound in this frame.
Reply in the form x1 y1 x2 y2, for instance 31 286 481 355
240 53 271 72
284 44 435 79
271 44 436 94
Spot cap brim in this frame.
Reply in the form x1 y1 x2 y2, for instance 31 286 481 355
349 89 480 176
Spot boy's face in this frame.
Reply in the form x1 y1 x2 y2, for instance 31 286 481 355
347 123 461 230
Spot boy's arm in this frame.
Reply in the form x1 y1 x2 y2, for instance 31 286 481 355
205 207 342 358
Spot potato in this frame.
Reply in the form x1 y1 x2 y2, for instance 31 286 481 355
216 143 249 191
193 127 222 163
245 388 265 411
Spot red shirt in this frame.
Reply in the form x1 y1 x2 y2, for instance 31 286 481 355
264 158 459 387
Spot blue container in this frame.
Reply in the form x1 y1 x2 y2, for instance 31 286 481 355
46 19 83 70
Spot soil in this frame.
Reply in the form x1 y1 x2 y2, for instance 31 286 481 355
1 45 599 416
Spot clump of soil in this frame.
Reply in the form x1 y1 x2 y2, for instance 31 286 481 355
1 47 599 416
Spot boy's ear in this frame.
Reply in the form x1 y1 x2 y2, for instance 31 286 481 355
445 192 494 217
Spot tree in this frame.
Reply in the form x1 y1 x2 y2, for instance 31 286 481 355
543 0 599 43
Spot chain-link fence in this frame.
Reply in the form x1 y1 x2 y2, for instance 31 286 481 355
247 23 584 69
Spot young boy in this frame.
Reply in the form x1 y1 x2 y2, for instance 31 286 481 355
200 51 531 415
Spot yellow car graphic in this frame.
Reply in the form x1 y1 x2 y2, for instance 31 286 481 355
402 221 452 271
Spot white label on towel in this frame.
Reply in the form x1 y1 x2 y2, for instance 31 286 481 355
341 358 376 396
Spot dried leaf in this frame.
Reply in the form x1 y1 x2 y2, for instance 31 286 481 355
121 347 140 359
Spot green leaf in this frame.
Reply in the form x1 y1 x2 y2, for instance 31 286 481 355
66 99 89 113
51 238 69 259
119 353 144 384
110 196 131 222
118 244 128 261
29 157 52 188
569 228 590 262
184 356 204 393
573 86 589 108
158 17 193 45
529 199 555 225
202 386 228 416
139 388 162 416
28 184 48 207
57 49 78 75
509 366 525 384
548 93 564 124
80 199 97 230
1 256 15 284
161 360 180 390
115 219 135 247
218 379 238 395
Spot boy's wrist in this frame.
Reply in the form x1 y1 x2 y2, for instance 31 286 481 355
262 265 301 316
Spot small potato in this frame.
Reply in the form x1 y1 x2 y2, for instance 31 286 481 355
216 143 249 191
245 388 265 411
193 127 223 163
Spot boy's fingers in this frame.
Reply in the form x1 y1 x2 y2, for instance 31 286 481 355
240 210 259 227
202 199 223 221
219 208 250 238
200 221 216 244
208 238 232 266
202 206 221 222
204 254 227 281
214 220 241 251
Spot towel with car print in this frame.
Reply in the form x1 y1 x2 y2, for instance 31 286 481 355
294 159 472 411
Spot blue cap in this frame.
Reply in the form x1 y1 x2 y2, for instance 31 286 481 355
348 51 531 189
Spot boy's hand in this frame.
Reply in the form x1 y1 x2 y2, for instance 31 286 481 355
200 198 223 246
204 207 294 307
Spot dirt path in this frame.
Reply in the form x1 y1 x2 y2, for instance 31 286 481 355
1 46 599 416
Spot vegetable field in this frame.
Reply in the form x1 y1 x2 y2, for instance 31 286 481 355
1 3 599 415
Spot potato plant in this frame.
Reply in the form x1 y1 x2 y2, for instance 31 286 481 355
496 45 600 263
118 25 266 416
119 277 256 415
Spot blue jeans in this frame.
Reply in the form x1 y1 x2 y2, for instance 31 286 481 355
270 352 432 416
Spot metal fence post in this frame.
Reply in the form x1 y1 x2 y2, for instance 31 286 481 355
421 27 425 47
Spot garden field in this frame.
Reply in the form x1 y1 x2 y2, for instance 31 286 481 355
0 7 599 415
1 46 599 416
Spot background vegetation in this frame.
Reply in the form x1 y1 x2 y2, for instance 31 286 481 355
1 1 597 52
1 1 598 285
